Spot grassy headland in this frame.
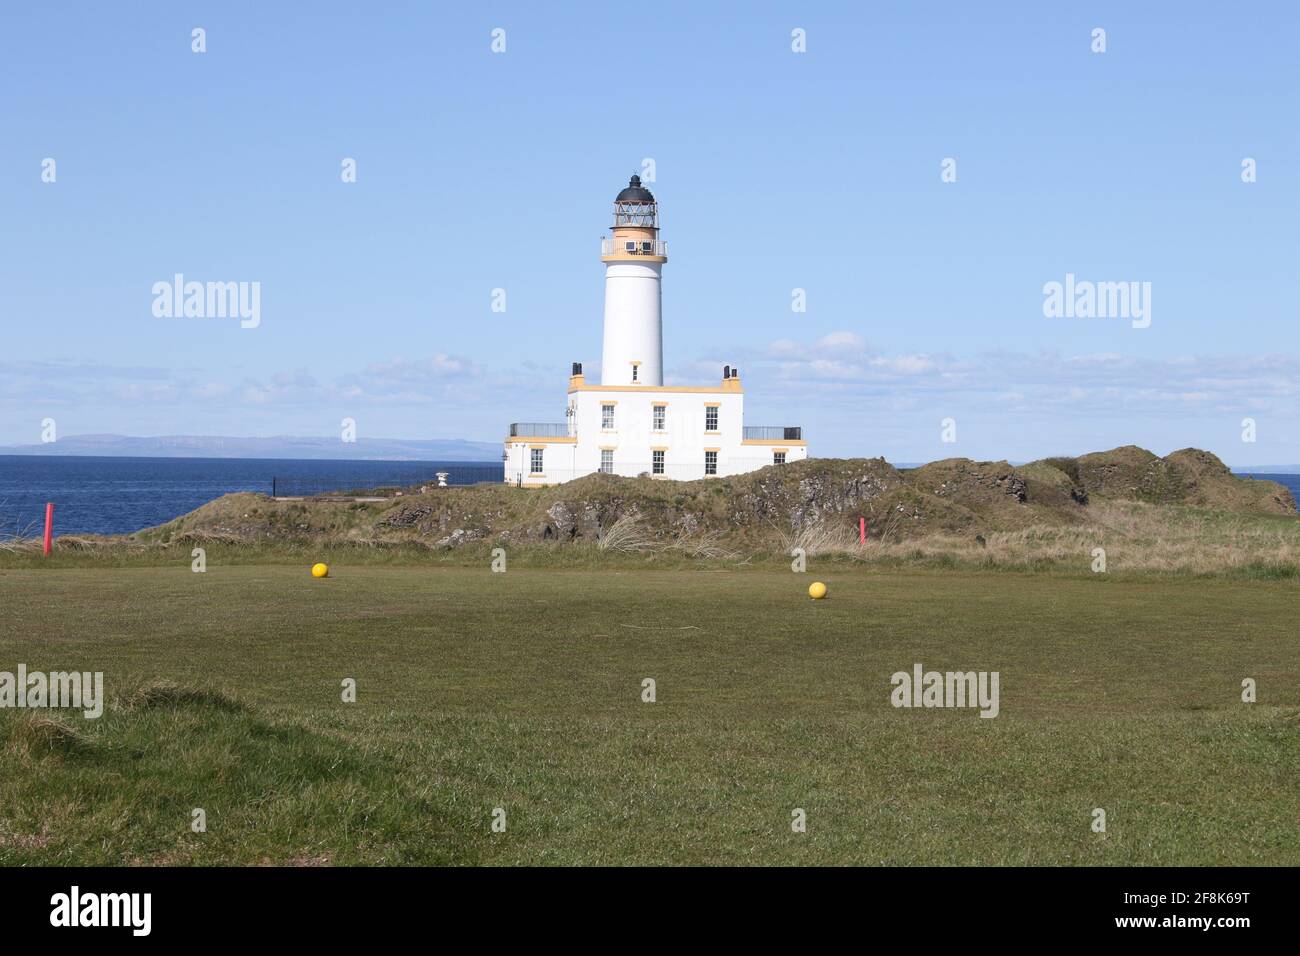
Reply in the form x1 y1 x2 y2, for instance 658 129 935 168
4 446 1295 577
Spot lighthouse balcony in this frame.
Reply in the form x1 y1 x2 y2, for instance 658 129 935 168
601 238 668 258
509 422 572 438
743 426 803 442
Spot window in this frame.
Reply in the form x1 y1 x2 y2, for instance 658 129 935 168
652 450 665 475
600 449 613 474
530 448 544 473
705 406 718 431
705 451 717 476
625 241 636 252
631 364 638 382
602 404 615 429
773 452 786 465
653 404 666 430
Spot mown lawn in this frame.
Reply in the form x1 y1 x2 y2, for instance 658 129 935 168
0 563 1296 865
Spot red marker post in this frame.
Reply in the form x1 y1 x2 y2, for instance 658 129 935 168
859 516 866 545
43 502 54 556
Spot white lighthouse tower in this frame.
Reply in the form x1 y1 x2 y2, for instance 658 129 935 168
502 174 806 485
599 175 666 387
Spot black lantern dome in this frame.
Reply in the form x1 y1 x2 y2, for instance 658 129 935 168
616 175 655 203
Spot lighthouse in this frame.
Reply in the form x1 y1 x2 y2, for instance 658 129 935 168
599 175 666 387
502 174 806 485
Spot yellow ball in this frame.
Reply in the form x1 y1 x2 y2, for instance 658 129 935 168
311 562 329 578
808 581 827 600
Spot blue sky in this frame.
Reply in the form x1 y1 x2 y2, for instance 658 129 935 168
2 1 1297 464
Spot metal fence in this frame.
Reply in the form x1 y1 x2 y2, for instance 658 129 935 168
272 466 503 497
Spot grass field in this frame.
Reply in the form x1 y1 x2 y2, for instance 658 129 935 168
1 561 1297 865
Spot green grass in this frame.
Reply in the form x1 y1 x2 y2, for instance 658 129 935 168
0 563 1296 865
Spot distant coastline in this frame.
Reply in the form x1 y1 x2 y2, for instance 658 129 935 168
0 434 500 461
0 434 1296 473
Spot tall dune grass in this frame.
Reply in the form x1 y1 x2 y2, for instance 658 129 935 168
769 500 1300 575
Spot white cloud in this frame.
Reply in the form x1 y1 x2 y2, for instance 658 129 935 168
814 331 867 352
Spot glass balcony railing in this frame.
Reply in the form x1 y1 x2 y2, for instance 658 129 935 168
509 423 571 438
743 426 802 441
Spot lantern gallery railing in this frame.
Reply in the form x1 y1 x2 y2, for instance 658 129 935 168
601 238 668 257
743 426 803 441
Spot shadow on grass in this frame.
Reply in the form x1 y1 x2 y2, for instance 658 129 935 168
0 683 481 866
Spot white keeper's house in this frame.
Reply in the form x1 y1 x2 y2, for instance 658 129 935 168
504 175 806 486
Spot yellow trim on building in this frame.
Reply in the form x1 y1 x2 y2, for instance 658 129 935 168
570 384 742 395
703 401 722 407
600 254 667 264
651 445 670 452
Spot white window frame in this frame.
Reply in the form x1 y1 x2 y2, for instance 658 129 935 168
530 448 544 473
773 451 786 465
705 406 718 432
705 451 717 476
652 404 666 430
600 449 613 474
652 450 665 475
602 404 615 429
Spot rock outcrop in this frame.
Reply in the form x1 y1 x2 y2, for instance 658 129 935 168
142 447 1295 549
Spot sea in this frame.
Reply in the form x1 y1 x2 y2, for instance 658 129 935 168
0 455 1296 538
0 456 501 537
